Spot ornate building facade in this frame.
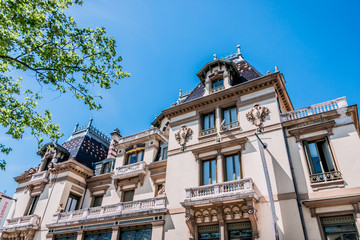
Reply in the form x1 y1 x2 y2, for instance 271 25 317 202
1 46 360 240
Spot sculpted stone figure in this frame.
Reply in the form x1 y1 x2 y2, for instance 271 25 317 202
246 104 270 132
175 125 193 150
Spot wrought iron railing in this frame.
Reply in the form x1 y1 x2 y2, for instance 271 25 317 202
199 127 216 137
309 171 342 183
280 97 348 122
221 121 240 131
185 178 255 201
210 85 225 94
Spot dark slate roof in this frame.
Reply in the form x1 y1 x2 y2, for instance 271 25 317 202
178 58 262 105
61 135 109 169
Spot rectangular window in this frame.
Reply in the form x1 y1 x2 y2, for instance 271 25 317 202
92 196 103 207
222 106 237 125
202 112 215 130
126 150 144 165
100 161 112 174
65 194 80 212
162 147 168 160
225 153 241 181
202 159 216 185
123 190 135 202
198 225 219 240
84 230 112 240
156 183 164 196
55 233 77 240
303 138 341 183
212 79 224 89
27 195 39 215
321 215 359 240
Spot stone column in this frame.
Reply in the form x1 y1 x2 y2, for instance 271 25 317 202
215 106 221 133
76 231 84 240
217 150 224 183
111 227 120 240
151 221 165 240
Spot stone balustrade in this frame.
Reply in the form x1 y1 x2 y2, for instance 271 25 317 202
183 178 258 206
280 97 348 122
117 127 168 144
113 161 146 179
50 196 167 226
2 214 40 231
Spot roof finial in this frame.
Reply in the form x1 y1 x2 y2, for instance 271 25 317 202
179 89 182 97
237 45 241 55
73 123 79 133
275 66 279 72
87 118 93 128
213 54 217 60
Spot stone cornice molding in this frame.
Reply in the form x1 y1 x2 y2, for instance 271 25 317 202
162 72 293 118
49 159 94 178
288 120 336 142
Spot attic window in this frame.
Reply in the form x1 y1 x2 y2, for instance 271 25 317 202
211 78 224 93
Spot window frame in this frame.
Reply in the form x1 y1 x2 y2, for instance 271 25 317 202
125 149 144 165
122 189 135 202
224 152 242 182
221 105 238 126
91 195 103 208
64 193 81 212
211 78 224 89
201 111 215 131
26 195 40 216
201 159 217 186
100 161 112 174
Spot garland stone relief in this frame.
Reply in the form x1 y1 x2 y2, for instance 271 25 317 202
175 125 193 151
246 103 270 132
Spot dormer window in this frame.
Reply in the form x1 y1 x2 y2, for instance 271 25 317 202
211 78 224 93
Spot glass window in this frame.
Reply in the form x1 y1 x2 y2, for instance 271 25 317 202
303 138 336 174
162 147 168 160
225 154 241 181
321 215 359 240
27 195 39 215
202 112 215 130
126 150 144 165
202 159 216 185
65 194 80 212
92 196 103 207
212 78 224 89
223 106 237 124
123 190 134 202
198 225 219 240
120 226 152 240
100 161 112 174
55 233 77 240
84 230 112 240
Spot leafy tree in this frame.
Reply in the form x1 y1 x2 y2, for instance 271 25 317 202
0 0 130 170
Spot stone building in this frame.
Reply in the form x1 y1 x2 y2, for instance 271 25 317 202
1 46 360 240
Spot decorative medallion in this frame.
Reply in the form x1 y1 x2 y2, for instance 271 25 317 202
246 104 270 132
175 125 193 151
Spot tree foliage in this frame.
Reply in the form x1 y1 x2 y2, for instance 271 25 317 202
0 0 130 170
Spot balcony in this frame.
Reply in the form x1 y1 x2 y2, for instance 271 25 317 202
49 196 167 227
221 121 240 131
280 97 348 122
210 85 225 94
310 171 342 184
117 127 168 145
29 171 49 185
2 214 40 232
112 162 147 188
182 178 258 207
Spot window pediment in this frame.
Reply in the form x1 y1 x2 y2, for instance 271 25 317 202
289 120 335 142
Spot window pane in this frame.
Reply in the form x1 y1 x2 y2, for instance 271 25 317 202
219 79 223 86
212 81 218 88
162 147 168 160
137 151 143 162
209 113 214 129
28 196 39 215
224 109 230 124
226 156 234 181
230 107 237 122
202 161 210 185
123 190 134 202
93 196 103 207
234 154 241 180
69 198 78 212
308 143 323 174
211 160 217 184
204 115 209 130
321 141 335 172
129 154 136 164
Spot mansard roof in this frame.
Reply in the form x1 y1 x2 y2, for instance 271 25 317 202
175 47 262 106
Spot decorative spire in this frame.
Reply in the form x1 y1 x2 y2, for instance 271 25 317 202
275 66 279 72
213 54 217 60
237 45 241 55
87 118 93 129
73 123 79 133
179 89 182 97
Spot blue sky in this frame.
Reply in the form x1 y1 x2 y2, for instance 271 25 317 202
1 0 360 195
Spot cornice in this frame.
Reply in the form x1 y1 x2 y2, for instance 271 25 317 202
162 72 293 118
49 159 94 178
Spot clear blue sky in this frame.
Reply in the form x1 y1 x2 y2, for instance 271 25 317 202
1 0 360 195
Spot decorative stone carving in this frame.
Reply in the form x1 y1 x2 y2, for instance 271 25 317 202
246 104 270 132
56 204 64 213
175 125 193 150
158 184 166 195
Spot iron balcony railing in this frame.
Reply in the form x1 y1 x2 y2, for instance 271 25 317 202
309 171 342 183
